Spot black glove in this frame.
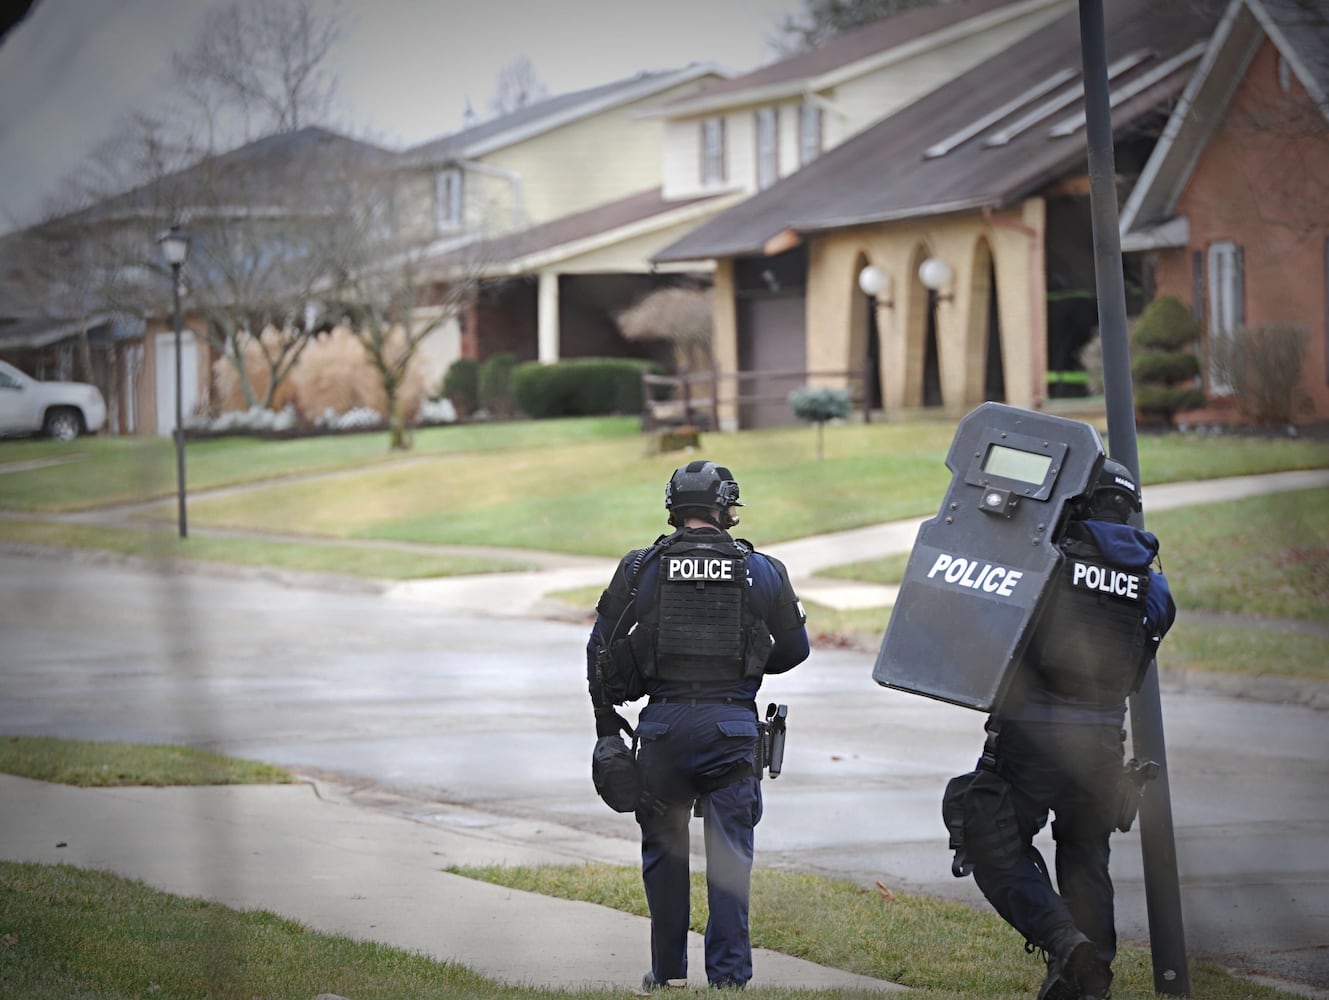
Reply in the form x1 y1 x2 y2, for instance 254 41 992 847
595 708 624 738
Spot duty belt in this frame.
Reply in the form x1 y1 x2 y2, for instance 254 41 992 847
649 696 757 711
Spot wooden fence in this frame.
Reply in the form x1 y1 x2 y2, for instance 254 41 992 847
641 368 872 431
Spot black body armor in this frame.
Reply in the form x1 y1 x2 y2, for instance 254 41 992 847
634 530 772 683
1025 534 1152 704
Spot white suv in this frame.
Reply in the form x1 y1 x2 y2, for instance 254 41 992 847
0 359 108 440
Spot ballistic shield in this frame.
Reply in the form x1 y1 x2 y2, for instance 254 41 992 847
873 402 1105 710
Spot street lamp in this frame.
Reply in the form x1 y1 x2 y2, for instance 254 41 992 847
857 264 893 306
918 256 955 303
157 226 190 539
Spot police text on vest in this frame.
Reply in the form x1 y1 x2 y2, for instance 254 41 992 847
667 557 738 582
926 553 1023 596
1070 561 1140 599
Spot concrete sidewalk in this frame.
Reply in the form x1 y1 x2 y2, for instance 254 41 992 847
0 773 904 994
384 468 1329 617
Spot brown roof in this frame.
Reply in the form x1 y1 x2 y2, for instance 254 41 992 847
423 187 725 276
661 0 1028 109
654 0 1219 263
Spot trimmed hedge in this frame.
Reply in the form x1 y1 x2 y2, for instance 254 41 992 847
512 358 660 418
479 352 517 417
1132 297 1201 350
440 357 479 417
1131 296 1204 426
1131 352 1200 385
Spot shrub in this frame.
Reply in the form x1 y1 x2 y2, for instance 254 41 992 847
1210 324 1310 426
511 359 659 418
440 357 479 417
187 404 300 434
1131 352 1200 385
1132 297 1202 351
1131 296 1204 426
789 386 852 461
478 353 517 417
1077 336 1104 395
416 396 457 426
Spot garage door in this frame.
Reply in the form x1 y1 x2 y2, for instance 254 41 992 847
737 294 806 430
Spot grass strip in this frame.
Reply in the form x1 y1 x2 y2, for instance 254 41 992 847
0 736 293 787
0 862 558 1000
0 519 532 579
448 863 1302 999
0 860 1302 999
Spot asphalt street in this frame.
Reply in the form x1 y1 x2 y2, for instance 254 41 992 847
0 548 1326 993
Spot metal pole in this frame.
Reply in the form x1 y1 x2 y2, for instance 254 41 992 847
1077 1 1189 993
172 262 188 540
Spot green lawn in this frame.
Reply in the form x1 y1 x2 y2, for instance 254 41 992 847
3 416 1327 682
0 735 293 786
0 859 1303 1000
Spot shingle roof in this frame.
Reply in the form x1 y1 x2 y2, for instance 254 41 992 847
659 0 1037 111
53 127 397 226
403 67 719 166
422 186 728 277
653 0 1218 263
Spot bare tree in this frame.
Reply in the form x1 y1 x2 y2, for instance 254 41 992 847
312 153 488 450
487 56 549 117
171 0 341 146
8 0 350 422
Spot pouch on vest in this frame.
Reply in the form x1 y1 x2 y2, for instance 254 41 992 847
943 767 1022 876
596 637 646 705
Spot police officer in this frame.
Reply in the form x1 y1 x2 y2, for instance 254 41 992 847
586 460 809 991
966 459 1177 1000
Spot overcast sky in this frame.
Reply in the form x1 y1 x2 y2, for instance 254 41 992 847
0 0 802 233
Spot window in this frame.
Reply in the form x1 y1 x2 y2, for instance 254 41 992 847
799 101 823 166
756 108 778 189
1207 241 1244 394
434 167 463 232
700 117 726 186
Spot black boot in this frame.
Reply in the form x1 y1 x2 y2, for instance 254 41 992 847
1036 929 1097 1000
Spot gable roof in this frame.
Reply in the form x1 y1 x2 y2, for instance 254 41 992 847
1120 0 1329 248
420 187 734 279
655 0 1065 117
653 0 1217 264
51 126 397 227
403 65 722 167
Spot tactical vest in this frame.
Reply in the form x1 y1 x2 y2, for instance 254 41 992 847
1025 534 1152 704
634 531 772 683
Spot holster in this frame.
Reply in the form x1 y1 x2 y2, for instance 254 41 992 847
1114 757 1159 832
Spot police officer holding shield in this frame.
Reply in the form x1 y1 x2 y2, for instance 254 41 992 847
966 459 1176 1000
586 460 809 991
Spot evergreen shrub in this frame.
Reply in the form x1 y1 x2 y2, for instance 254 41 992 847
511 358 659 418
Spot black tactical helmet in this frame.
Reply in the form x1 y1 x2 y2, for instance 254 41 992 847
665 459 743 528
1087 458 1143 522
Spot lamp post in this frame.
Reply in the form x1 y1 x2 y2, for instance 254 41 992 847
157 227 190 539
858 266 892 422
918 256 955 302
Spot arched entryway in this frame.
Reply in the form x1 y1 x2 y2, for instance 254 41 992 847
851 253 884 411
966 238 1005 403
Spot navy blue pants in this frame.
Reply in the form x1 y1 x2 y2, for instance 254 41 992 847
972 720 1124 967
634 702 762 987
